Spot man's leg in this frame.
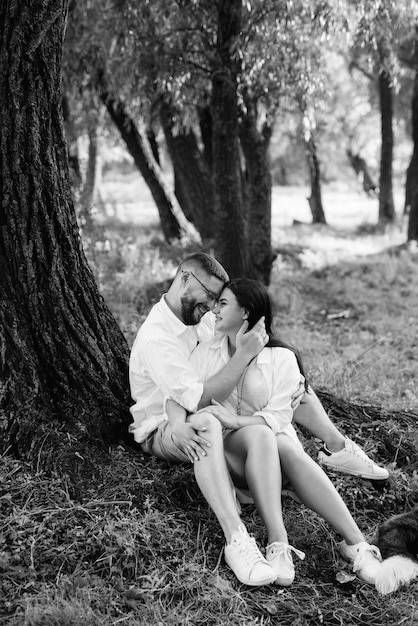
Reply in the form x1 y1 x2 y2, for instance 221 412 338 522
293 387 389 480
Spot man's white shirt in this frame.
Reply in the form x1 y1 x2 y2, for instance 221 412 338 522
129 295 214 443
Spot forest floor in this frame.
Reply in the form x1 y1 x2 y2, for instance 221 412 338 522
2 171 418 625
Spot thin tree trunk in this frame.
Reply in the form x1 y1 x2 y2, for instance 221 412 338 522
239 102 274 284
378 69 395 224
62 94 82 189
305 136 326 224
99 87 198 244
406 45 418 239
160 101 214 241
199 105 214 172
79 109 103 229
0 0 130 476
211 0 250 278
300 107 326 224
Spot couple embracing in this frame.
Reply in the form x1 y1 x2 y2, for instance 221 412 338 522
129 253 388 587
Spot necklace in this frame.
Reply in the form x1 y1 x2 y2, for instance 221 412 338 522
236 361 252 415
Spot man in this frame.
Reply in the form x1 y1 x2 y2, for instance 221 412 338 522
129 252 388 586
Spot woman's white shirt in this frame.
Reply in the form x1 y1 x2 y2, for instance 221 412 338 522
190 335 302 437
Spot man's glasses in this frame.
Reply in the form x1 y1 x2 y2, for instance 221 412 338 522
183 270 219 301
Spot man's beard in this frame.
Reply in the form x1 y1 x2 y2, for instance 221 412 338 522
181 296 209 325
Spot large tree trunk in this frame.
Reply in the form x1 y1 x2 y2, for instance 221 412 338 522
160 101 214 241
211 0 250 278
239 101 275 284
99 87 197 244
0 0 131 477
378 69 395 224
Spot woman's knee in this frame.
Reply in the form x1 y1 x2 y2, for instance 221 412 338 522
188 411 223 435
245 424 277 452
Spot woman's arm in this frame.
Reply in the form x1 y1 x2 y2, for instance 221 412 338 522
205 400 267 430
253 349 301 434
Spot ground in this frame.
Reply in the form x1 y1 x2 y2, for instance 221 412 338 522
1 173 418 625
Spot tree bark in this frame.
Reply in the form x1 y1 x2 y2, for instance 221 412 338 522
199 105 214 173
99 87 197 244
211 0 250 278
406 44 418 241
378 69 395 224
62 94 82 189
346 149 377 196
305 136 326 224
239 101 275 284
0 0 131 476
79 108 103 230
160 101 214 241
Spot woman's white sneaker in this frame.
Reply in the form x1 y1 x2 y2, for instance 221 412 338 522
265 541 306 586
224 525 276 586
318 439 389 480
338 540 382 583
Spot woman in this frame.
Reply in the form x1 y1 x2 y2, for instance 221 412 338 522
182 278 382 586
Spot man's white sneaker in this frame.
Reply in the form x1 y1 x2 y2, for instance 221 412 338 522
266 542 306 586
318 439 389 480
224 525 276 586
338 540 382 584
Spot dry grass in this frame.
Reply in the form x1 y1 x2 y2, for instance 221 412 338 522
2 171 418 624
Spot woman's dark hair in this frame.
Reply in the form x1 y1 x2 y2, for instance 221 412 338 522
223 278 309 390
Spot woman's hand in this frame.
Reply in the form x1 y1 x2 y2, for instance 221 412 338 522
171 421 211 463
291 375 306 411
205 401 241 430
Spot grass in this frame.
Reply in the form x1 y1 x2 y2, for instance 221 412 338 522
2 168 418 625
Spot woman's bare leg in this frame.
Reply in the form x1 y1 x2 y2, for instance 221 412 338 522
187 412 243 543
276 435 365 544
224 425 288 545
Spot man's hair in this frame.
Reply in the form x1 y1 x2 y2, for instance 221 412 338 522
178 252 229 282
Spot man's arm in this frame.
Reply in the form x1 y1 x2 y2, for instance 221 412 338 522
165 399 210 462
197 318 267 409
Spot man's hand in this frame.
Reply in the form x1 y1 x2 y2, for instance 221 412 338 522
171 420 211 463
235 316 268 362
291 375 306 411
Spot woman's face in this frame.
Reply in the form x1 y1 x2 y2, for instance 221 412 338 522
213 288 246 335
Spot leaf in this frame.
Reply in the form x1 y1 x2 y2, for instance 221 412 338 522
336 570 356 584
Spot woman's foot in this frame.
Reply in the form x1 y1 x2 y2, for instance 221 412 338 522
265 542 306 586
338 540 382 583
224 525 276 586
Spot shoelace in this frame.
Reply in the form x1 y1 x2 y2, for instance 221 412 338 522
269 543 306 562
345 440 374 467
352 544 382 573
234 535 265 567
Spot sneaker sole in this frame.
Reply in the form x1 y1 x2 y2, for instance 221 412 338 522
274 575 294 586
224 556 276 586
229 570 277 586
319 461 389 481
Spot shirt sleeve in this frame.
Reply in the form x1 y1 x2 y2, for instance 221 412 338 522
253 349 301 434
139 332 204 413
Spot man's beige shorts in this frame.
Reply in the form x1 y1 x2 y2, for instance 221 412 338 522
140 420 189 463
